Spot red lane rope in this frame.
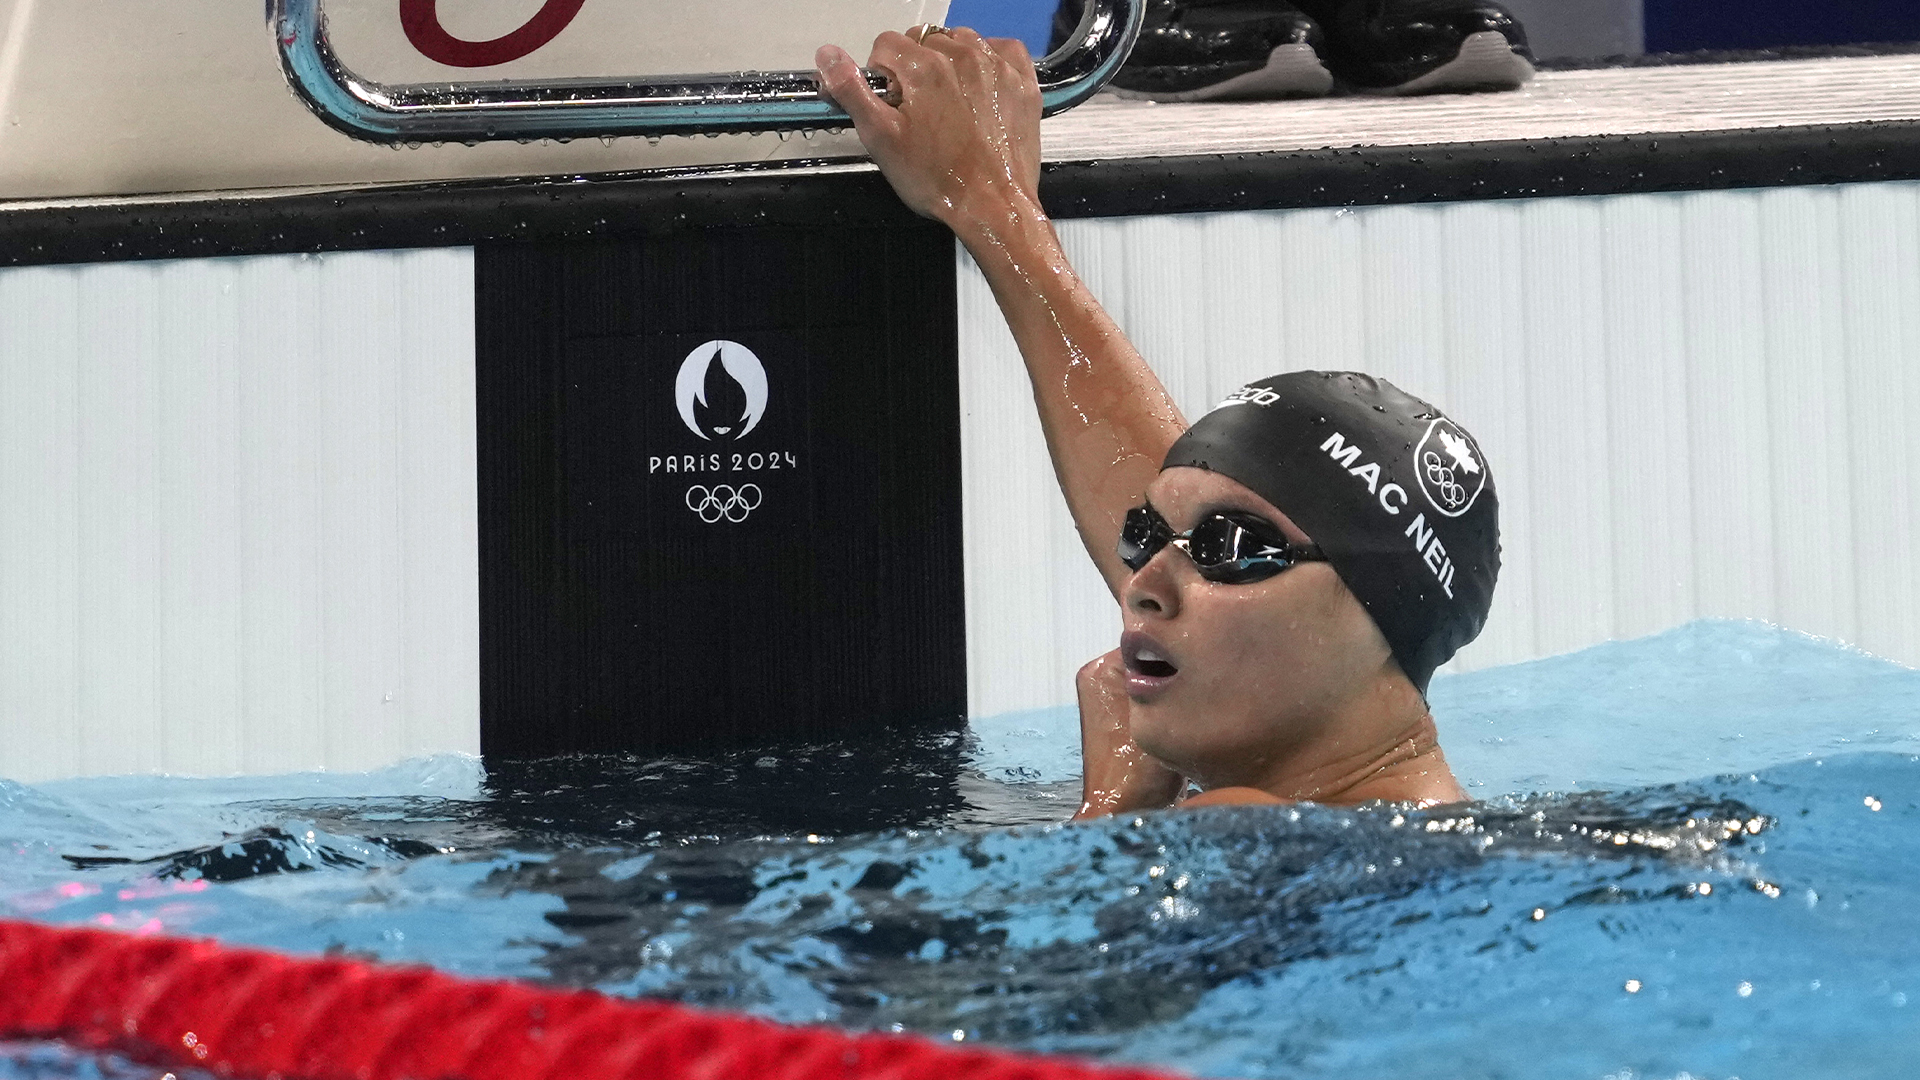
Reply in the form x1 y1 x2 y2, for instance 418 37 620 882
0 919 1184 1080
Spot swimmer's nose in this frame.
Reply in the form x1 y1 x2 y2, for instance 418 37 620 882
1124 550 1182 619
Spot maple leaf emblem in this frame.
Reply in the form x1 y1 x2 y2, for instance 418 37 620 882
1438 430 1481 475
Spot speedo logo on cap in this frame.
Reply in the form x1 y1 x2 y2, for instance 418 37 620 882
1214 383 1282 409
1320 431 1459 600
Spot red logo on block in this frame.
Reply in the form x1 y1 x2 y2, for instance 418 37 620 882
400 0 587 67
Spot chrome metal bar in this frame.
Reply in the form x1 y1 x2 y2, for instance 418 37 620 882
269 0 1142 143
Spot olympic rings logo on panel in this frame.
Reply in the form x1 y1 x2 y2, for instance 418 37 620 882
686 484 762 524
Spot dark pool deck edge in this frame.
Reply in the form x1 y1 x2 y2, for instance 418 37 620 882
4 118 1920 266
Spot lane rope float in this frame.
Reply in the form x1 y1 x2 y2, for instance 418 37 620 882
0 918 1186 1080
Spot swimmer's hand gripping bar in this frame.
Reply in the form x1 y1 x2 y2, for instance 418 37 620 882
269 0 1143 143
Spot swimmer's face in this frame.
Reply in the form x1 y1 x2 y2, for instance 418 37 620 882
1120 466 1397 790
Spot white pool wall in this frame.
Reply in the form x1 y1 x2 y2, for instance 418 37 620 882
0 249 479 782
4 180 1918 781
960 180 1920 720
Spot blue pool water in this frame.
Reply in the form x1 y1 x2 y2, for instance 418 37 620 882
3 620 1919 1079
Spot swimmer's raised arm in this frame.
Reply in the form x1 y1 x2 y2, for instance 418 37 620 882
817 30 1186 596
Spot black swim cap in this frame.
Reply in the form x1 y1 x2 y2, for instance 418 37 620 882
1162 372 1499 694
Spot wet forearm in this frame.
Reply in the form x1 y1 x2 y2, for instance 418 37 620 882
942 188 1187 594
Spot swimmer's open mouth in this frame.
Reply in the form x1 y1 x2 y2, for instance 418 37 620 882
1134 654 1178 678
1122 632 1180 679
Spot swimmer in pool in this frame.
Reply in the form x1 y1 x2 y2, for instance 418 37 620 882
816 28 1499 817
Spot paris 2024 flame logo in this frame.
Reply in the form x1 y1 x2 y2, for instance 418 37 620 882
654 340 793 525
675 340 768 442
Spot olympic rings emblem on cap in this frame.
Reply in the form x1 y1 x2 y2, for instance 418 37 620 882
1422 451 1468 510
686 484 763 524
1413 418 1487 517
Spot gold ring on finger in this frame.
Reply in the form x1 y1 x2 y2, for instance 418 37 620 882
913 23 951 43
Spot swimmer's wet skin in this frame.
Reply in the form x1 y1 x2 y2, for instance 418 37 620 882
817 29 1498 818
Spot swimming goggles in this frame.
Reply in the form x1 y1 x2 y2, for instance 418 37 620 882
1117 504 1327 584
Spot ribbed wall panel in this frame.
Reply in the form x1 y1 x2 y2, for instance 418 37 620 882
0 249 478 781
1840 185 1920 662
960 181 1920 720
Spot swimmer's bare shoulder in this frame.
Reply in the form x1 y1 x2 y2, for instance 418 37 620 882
1184 788 1462 811
1180 787 1287 809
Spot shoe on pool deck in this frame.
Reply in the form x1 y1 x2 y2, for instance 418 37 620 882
1287 0 1534 93
1052 0 1335 101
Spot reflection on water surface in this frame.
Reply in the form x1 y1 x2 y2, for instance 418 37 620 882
4 621 1920 1078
